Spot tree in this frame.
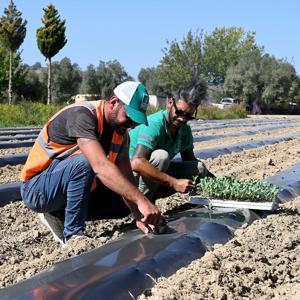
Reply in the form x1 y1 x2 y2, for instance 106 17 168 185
17 68 45 102
138 67 166 96
289 77 300 104
80 64 99 94
30 61 42 70
80 60 132 98
203 27 261 85
224 50 262 107
51 57 82 103
0 0 27 104
0 47 8 96
36 4 67 104
0 46 27 102
224 50 297 112
97 60 133 98
158 30 206 95
260 56 296 111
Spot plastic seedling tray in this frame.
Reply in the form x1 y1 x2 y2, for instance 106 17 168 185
189 196 278 211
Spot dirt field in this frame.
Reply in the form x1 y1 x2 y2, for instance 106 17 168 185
0 115 299 299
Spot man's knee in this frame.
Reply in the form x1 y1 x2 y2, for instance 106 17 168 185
197 160 207 174
150 149 170 172
69 155 94 180
197 160 215 178
71 155 92 171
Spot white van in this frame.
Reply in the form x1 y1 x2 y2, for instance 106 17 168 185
211 98 239 109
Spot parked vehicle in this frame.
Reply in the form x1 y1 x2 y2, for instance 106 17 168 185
211 98 239 109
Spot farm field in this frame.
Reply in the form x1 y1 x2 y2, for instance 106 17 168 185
0 115 299 299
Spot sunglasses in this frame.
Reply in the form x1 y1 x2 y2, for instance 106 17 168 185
172 99 197 120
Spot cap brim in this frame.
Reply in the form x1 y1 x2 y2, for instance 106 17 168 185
125 105 148 126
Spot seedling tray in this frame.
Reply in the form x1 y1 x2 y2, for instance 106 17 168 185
189 196 278 211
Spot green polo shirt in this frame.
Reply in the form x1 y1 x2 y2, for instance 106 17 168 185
129 110 194 159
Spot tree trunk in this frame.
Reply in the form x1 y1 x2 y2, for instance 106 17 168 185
8 49 12 105
47 58 52 105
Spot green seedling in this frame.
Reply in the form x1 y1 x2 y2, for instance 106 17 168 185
191 176 279 202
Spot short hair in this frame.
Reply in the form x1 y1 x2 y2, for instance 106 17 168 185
173 79 207 106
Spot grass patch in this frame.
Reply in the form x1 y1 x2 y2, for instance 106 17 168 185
0 103 64 127
0 103 161 128
197 104 247 120
0 102 247 128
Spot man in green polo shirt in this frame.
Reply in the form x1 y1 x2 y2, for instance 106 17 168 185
129 81 214 201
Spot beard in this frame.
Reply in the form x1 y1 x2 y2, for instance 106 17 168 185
114 124 127 135
108 102 127 135
167 110 183 129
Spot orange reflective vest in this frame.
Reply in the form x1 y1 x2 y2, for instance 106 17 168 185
20 100 124 182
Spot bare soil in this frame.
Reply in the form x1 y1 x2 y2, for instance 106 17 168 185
0 116 299 299
194 126 300 150
0 147 30 156
0 164 23 184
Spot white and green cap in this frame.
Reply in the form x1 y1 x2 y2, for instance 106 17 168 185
114 81 149 125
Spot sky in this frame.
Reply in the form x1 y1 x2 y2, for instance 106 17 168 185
0 0 299 80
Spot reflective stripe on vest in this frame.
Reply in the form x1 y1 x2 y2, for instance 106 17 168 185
37 133 79 159
20 100 124 182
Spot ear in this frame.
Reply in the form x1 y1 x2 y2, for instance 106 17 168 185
108 96 120 109
166 97 173 109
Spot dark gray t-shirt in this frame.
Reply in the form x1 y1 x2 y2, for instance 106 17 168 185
48 106 113 155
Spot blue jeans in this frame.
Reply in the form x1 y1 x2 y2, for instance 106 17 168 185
21 155 95 239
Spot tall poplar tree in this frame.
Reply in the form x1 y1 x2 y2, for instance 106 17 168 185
36 4 67 104
0 0 27 104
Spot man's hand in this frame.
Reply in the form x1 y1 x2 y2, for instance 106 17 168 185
133 198 165 234
171 178 195 193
